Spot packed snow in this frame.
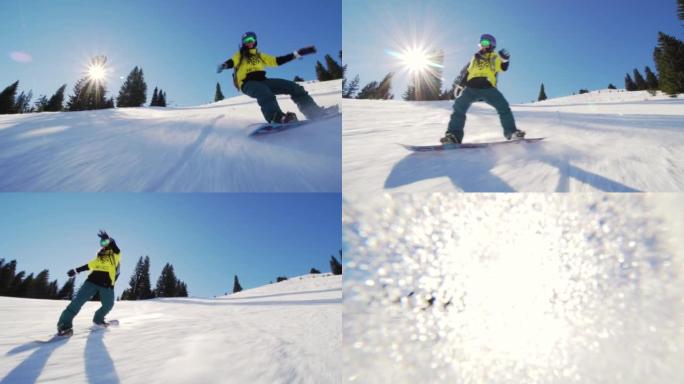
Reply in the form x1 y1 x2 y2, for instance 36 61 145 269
343 194 684 383
0 274 341 384
0 80 341 192
343 90 684 194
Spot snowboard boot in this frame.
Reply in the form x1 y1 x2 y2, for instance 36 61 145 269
505 129 526 140
280 112 298 124
440 132 461 144
57 327 73 337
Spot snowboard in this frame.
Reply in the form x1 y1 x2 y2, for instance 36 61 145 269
249 109 340 136
39 320 120 342
400 137 545 152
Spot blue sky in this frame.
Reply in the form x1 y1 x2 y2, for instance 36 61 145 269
0 0 341 107
0 193 341 298
344 0 683 103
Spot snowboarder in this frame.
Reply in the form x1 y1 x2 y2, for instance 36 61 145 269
217 31 331 124
56 230 121 336
441 34 525 144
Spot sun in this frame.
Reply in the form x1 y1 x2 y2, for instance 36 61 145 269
400 47 431 73
88 63 106 81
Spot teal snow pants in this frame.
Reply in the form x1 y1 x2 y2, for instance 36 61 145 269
446 86 518 142
241 78 323 123
57 281 114 330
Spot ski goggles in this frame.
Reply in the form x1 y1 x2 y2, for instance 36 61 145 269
242 36 256 44
480 39 492 47
100 238 111 247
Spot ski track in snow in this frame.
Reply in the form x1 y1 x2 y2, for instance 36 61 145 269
343 90 684 194
343 194 684 383
0 81 341 192
0 274 341 384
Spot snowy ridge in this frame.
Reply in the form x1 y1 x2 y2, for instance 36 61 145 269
344 90 684 194
0 274 341 383
0 80 341 192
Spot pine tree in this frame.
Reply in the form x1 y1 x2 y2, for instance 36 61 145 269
14 90 33 113
214 82 225 102
32 270 50 298
116 66 147 107
158 90 167 107
0 259 17 295
45 84 67 112
47 280 59 299
679 0 684 25
232 275 242 293
176 281 188 297
276 276 288 282
150 87 159 106
343 74 360 98
0 80 20 114
310 268 321 274
315 61 331 81
633 69 648 90
324 54 344 80
57 277 75 300
18 273 34 298
538 83 548 101
402 85 416 101
329 256 342 275
644 66 659 90
624 73 638 91
607 83 617 90
330 250 342 275
375 73 394 99
66 77 108 111
155 263 178 297
34 95 49 112
653 32 684 95
8 271 25 297
123 256 153 300
356 81 378 99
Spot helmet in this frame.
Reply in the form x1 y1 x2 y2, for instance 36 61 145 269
241 31 257 48
479 34 496 51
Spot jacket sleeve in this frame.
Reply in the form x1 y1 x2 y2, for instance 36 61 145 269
222 52 242 69
275 53 296 66
76 264 89 273
456 62 470 86
115 253 121 282
496 55 509 72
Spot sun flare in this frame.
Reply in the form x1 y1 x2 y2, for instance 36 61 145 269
401 48 431 73
88 63 106 81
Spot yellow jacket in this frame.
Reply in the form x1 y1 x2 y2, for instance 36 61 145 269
466 52 505 87
230 49 279 89
87 250 121 286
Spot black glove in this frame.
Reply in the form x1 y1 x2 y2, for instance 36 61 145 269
67 269 76 277
498 49 510 60
297 46 317 56
98 230 109 241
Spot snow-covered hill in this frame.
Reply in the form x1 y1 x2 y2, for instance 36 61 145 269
343 90 684 194
0 274 341 384
0 80 341 192
343 194 684 383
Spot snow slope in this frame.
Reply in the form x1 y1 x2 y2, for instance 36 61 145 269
343 90 684 194
0 80 341 192
343 194 684 383
0 274 341 384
